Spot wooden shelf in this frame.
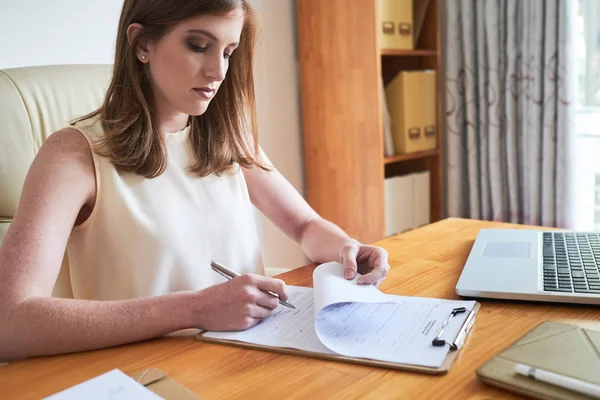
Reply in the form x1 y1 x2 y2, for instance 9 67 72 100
384 149 439 164
381 49 437 57
297 0 442 243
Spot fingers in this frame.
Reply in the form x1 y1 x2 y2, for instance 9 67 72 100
356 263 390 285
339 242 359 279
245 303 274 319
252 275 289 302
255 290 280 310
356 246 390 285
239 283 275 317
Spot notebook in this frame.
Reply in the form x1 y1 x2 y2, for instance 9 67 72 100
197 261 480 374
477 321 600 399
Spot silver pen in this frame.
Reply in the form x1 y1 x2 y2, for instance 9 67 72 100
210 260 296 309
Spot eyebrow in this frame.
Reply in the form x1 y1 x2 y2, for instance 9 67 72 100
187 29 239 46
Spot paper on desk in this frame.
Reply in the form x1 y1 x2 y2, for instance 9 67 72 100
313 262 476 367
204 261 475 368
43 369 164 400
203 286 333 354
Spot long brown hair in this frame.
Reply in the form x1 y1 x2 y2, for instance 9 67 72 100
74 0 266 178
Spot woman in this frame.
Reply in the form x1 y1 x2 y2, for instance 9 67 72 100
0 0 389 361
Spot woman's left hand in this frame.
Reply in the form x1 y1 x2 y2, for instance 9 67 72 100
339 241 390 286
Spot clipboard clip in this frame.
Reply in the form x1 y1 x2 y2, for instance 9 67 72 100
432 307 476 351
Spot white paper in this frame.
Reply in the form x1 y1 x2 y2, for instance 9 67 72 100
312 261 391 316
43 369 164 400
203 286 333 354
203 261 476 368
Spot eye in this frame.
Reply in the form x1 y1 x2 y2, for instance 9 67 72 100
187 42 207 53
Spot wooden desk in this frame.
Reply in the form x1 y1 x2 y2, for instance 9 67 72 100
2 218 600 399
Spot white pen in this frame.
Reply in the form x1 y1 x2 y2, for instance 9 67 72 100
515 363 600 399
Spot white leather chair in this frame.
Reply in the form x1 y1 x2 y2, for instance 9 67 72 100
0 64 112 296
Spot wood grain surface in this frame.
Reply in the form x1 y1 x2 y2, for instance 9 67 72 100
2 218 599 400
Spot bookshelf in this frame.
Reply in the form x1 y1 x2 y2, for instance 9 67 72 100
384 149 439 165
381 49 437 57
296 0 442 244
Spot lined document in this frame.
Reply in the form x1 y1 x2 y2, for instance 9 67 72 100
203 262 476 368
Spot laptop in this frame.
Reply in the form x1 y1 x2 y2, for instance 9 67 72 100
456 229 600 305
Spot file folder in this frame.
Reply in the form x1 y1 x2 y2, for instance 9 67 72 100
385 70 437 154
379 0 413 50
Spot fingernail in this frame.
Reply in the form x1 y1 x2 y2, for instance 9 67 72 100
345 270 355 279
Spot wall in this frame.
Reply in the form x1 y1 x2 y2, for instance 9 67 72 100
0 0 121 68
0 0 308 270
252 0 309 270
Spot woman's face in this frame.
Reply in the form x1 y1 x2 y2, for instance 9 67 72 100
141 10 244 118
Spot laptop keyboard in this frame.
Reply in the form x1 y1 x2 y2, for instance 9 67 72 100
543 232 600 294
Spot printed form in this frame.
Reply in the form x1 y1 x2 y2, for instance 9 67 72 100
203 262 475 368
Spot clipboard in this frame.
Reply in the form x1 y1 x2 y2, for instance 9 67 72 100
197 302 480 375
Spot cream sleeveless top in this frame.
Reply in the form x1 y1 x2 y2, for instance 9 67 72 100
64 117 264 300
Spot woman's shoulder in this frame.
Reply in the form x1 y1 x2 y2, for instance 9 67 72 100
42 126 96 170
31 126 97 204
69 114 105 142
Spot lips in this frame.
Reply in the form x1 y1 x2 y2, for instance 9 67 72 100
193 87 215 100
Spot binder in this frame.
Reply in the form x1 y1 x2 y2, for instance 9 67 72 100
477 321 600 399
420 71 437 152
381 77 395 157
398 173 415 233
385 70 437 154
378 0 413 50
412 171 431 228
384 177 399 237
384 174 414 237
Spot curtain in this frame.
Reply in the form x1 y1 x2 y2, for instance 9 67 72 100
444 0 576 227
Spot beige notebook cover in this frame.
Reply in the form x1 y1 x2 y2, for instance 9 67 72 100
477 321 600 400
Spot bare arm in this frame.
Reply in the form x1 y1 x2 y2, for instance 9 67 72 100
243 152 355 264
0 130 194 361
244 149 389 285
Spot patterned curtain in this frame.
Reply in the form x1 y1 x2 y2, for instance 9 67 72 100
444 0 576 227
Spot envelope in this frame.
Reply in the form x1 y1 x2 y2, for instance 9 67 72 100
477 321 600 400
131 368 203 400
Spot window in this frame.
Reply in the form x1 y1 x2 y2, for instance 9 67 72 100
572 0 600 230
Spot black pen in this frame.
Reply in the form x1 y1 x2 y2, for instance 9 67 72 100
210 260 296 309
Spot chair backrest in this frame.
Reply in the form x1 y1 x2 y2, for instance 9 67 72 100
0 64 112 296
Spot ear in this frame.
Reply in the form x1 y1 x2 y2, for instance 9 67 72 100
126 23 152 63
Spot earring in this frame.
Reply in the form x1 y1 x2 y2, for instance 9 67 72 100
141 55 146 60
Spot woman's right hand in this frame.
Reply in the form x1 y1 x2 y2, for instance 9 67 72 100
194 274 289 331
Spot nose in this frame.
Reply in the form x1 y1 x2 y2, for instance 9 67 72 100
204 51 227 82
